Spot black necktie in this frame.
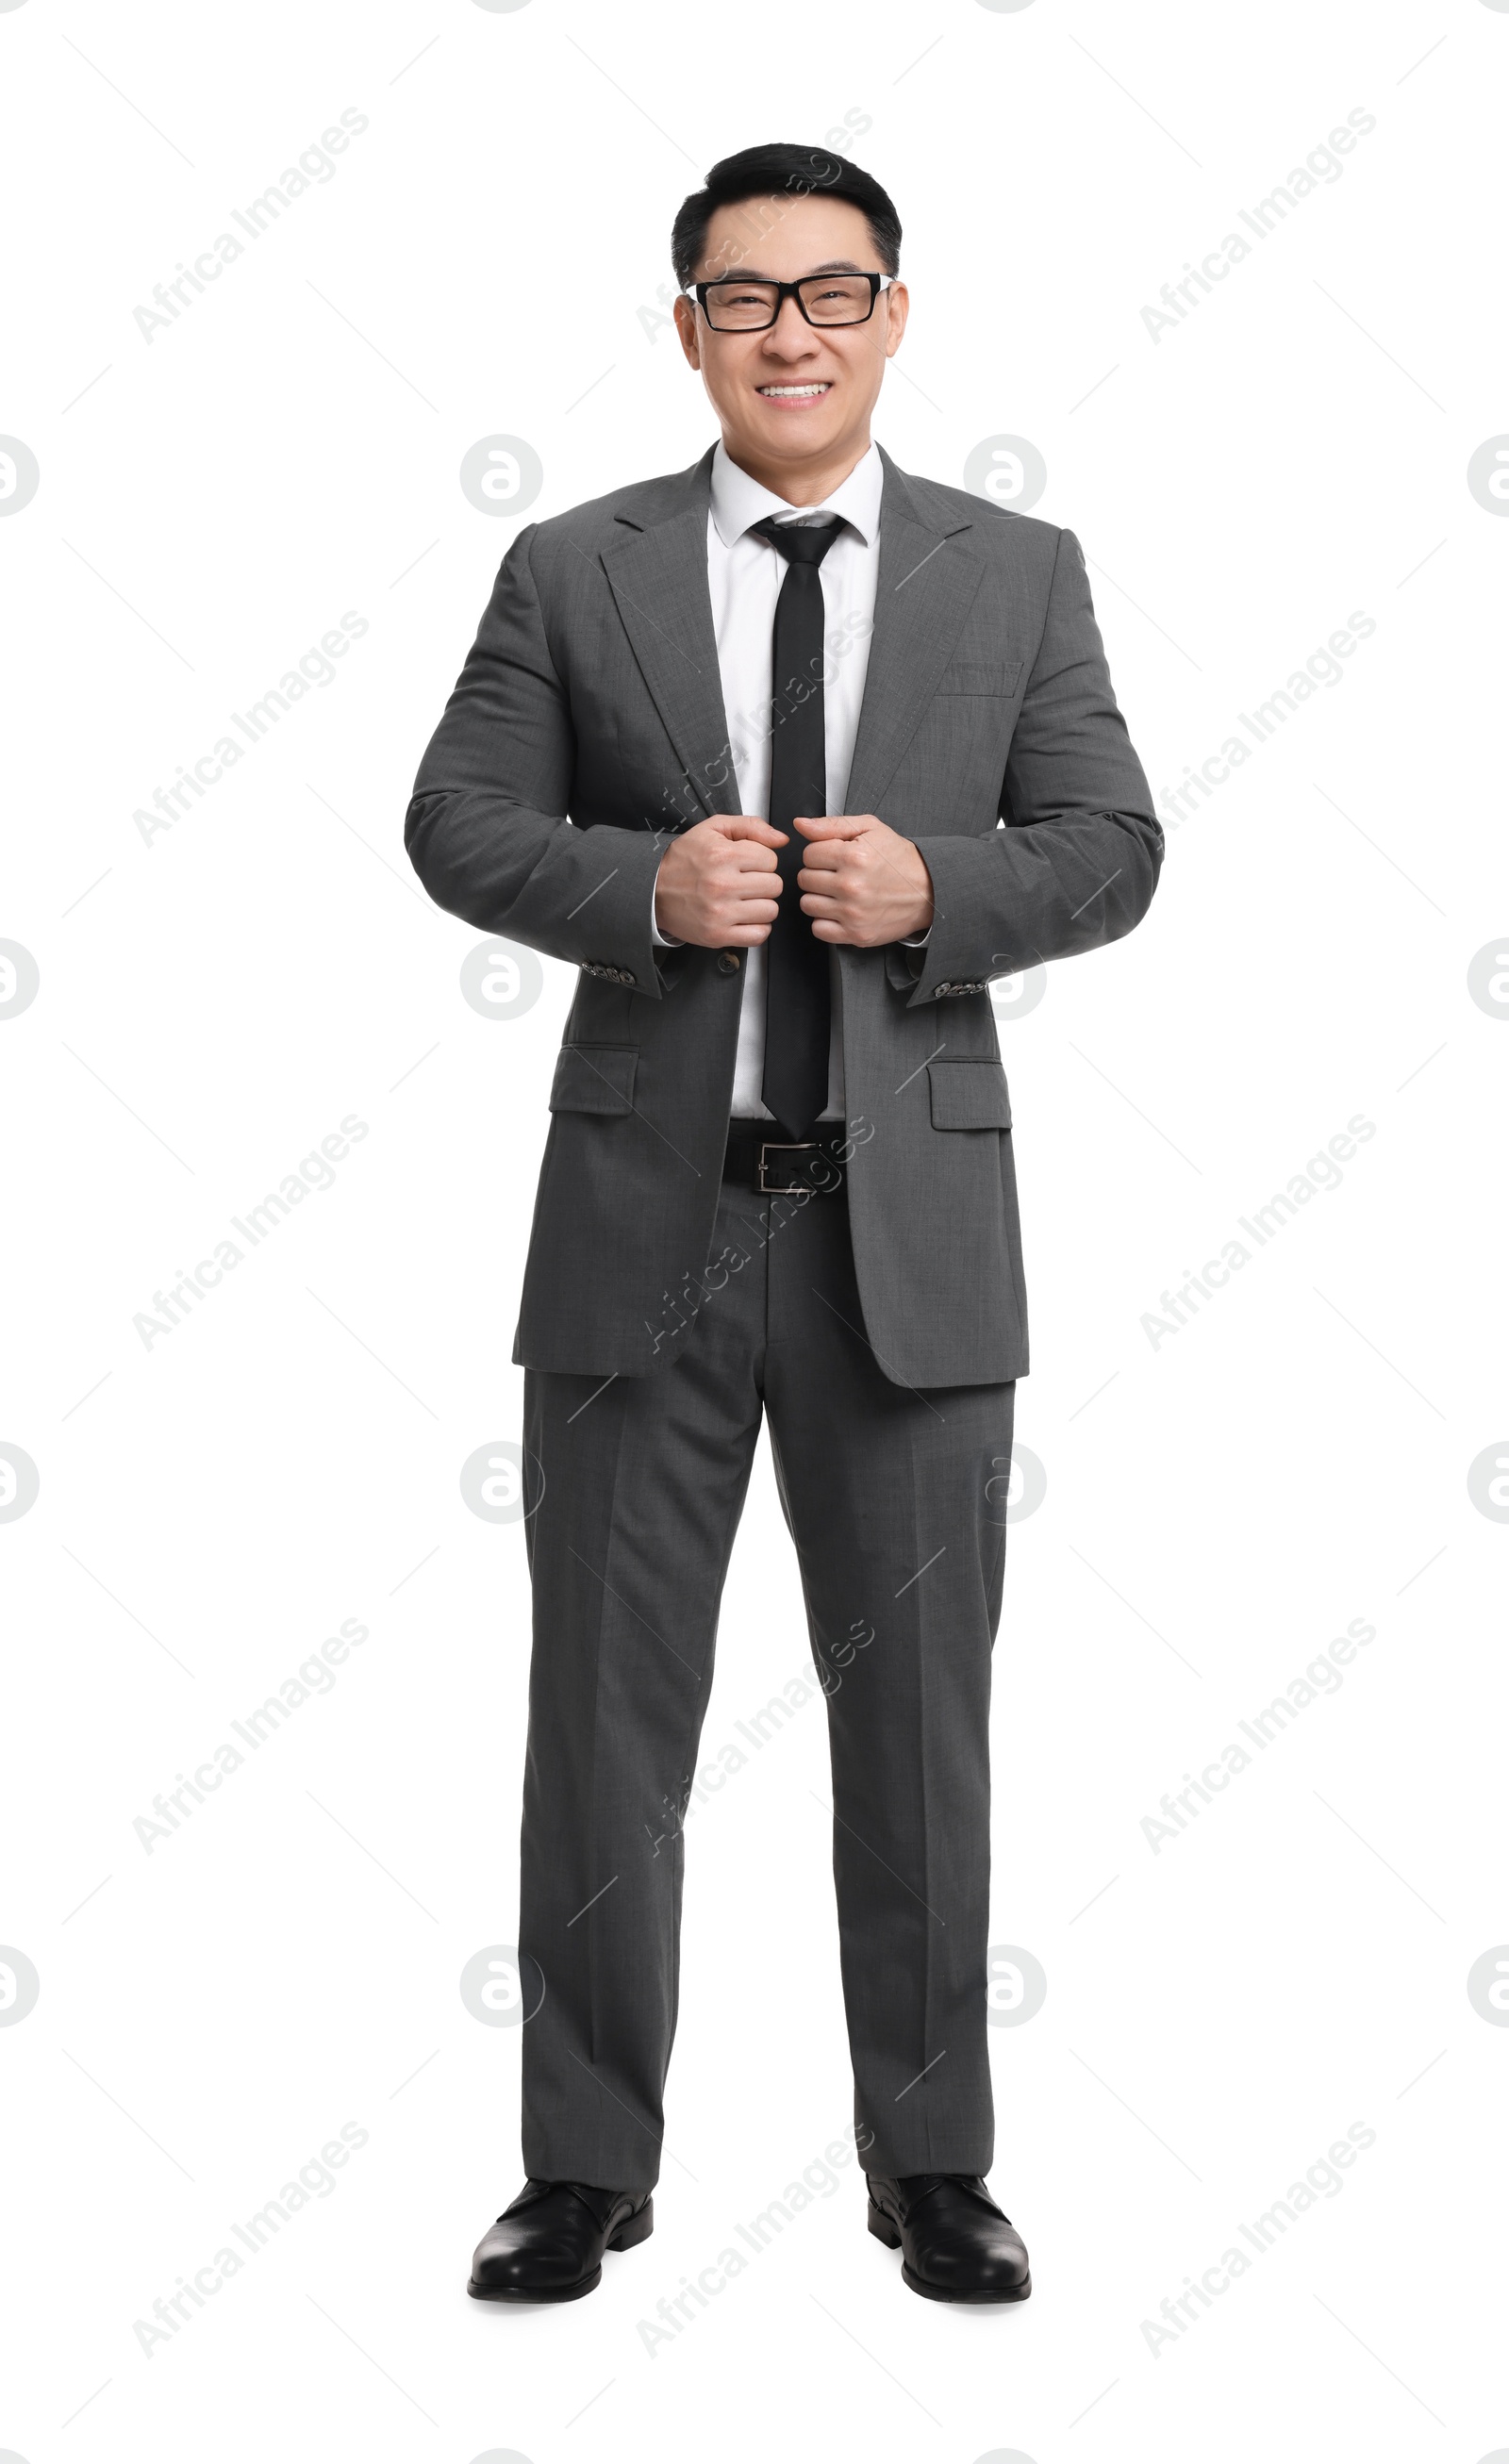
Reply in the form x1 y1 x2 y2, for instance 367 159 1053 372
752 513 842 1141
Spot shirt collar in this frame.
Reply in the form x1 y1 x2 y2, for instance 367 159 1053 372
709 438 883 550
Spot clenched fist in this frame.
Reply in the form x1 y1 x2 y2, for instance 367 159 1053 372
795 814 935 946
653 815 786 948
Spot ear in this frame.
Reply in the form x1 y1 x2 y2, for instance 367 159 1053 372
673 293 702 371
884 282 910 358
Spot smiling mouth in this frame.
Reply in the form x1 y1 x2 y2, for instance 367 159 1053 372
756 382 832 399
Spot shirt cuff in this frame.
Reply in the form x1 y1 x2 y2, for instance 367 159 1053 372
650 862 682 949
898 926 932 948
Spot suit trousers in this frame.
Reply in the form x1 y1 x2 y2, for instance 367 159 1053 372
518 1164 1015 2189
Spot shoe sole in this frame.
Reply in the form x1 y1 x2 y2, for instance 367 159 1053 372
869 2201 1031 2304
467 2196 654 2303
900 2260 1032 2304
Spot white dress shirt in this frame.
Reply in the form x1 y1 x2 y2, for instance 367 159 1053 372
650 439 924 1122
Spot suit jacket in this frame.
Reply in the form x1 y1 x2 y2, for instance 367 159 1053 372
405 442 1163 1389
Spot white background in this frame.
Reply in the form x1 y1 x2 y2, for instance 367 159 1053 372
3 2 1506 2458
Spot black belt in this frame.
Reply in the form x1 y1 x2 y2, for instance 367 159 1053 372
722 1120 849 1196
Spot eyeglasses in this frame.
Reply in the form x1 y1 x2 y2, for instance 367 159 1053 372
688 273 894 332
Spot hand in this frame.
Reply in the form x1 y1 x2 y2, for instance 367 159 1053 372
794 814 935 947
654 815 787 949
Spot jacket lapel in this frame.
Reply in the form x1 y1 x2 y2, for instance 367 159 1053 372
600 450 741 822
843 447 985 818
599 443 985 826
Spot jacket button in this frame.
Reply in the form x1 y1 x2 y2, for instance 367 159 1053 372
716 950 741 974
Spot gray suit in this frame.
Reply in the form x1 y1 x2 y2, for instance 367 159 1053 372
406 443 1161 2187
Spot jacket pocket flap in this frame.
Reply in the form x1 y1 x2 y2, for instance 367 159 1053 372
937 659 1023 696
549 1043 638 1115
928 1058 1012 1130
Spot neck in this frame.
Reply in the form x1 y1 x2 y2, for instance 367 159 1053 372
721 430 872 508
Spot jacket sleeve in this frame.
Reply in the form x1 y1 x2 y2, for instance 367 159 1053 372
404 523 668 998
896 525 1164 1006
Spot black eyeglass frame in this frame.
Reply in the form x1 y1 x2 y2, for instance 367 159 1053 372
687 272 894 332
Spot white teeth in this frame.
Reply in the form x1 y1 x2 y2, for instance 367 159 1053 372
760 383 830 397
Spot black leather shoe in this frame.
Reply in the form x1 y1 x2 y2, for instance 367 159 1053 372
867 2173 1031 2303
468 2178 654 2303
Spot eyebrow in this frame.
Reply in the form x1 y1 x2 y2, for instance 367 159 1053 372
700 259 869 282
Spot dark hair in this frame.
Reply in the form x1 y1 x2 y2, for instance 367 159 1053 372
671 142 902 290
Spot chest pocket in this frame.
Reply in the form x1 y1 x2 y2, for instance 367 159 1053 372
936 660 1023 697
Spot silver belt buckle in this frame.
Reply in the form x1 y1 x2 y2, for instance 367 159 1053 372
757 1140 817 1195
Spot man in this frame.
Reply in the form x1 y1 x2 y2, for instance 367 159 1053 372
406 142 1162 2305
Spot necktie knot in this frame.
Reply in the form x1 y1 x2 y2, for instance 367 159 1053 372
752 513 842 568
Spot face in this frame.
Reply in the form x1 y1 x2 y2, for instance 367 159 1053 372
674 192 908 483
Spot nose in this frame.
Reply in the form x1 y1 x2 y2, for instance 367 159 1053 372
762 293 820 355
